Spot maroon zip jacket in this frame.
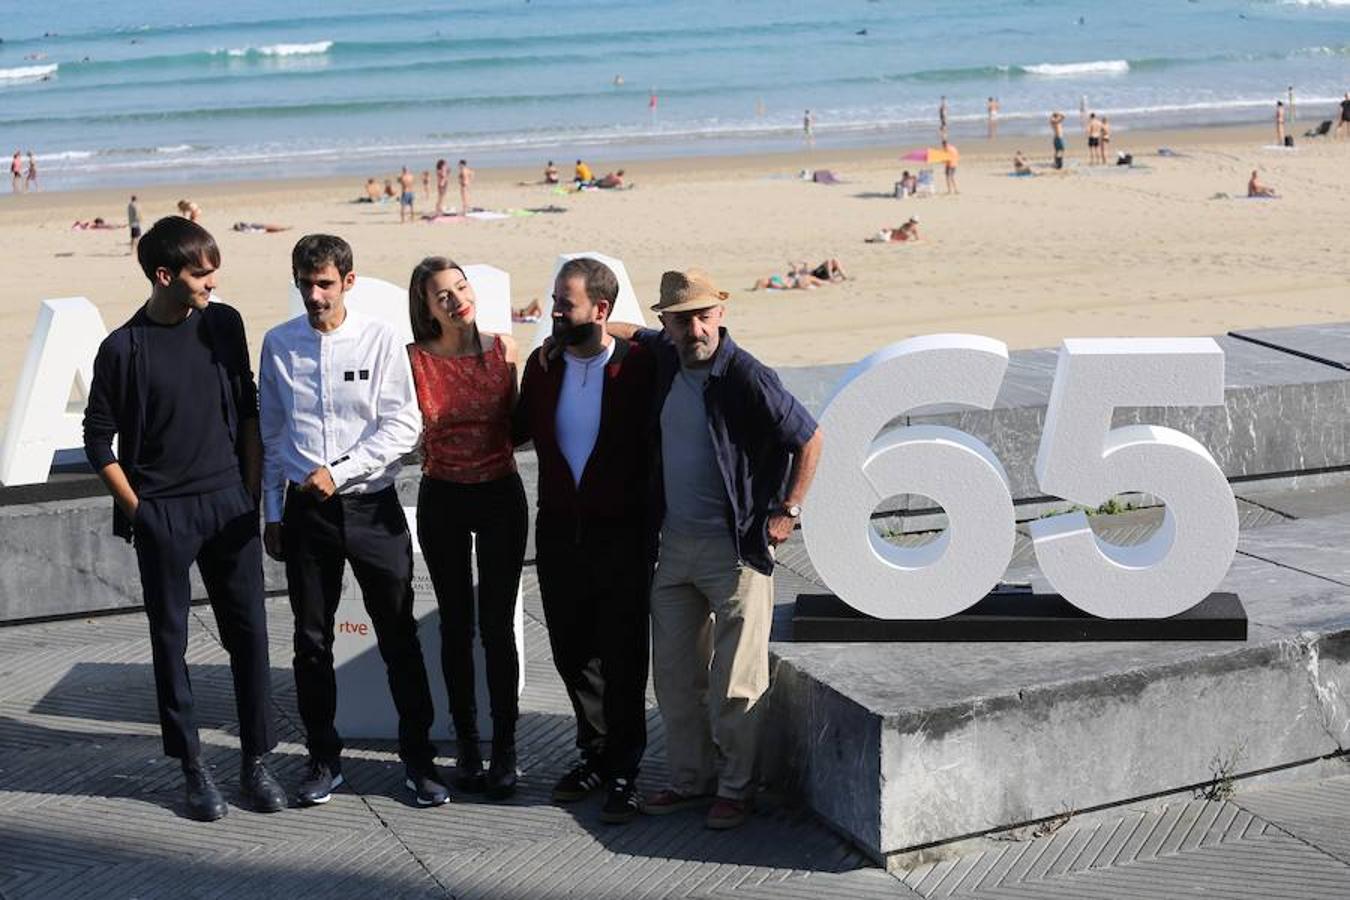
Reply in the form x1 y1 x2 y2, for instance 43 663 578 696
514 336 656 538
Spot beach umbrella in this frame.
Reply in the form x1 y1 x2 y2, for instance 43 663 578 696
901 147 953 163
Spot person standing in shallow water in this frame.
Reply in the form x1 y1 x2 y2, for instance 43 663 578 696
82 216 283 822
406 256 527 800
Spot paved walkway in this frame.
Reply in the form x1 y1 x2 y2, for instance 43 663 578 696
5 492 1350 897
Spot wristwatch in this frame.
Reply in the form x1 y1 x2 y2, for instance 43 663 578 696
783 503 802 518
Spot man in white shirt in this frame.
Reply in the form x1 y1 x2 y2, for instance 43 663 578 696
259 234 448 808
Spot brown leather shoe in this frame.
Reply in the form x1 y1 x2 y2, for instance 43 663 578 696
639 788 714 816
705 797 749 830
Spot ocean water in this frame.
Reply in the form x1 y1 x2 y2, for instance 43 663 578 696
2 0 1348 189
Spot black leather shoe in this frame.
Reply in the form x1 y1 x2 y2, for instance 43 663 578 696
405 762 451 807
484 743 518 801
240 756 287 813
295 757 344 807
453 739 485 793
183 763 228 822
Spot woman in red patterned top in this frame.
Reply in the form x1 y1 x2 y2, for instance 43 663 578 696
408 257 526 800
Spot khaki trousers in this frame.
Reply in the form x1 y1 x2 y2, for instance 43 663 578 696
650 531 774 801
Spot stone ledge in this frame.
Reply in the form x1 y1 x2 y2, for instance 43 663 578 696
762 512 1350 865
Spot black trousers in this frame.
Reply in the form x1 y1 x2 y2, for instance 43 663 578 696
133 482 274 762
535 523 653 780
282 484 436 767
416 473 528 744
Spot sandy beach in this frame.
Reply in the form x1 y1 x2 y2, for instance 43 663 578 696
1 122 1347 423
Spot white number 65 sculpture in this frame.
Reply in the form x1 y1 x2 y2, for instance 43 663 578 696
800 334 1239 621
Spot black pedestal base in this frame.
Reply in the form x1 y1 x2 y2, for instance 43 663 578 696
791 586 1247 642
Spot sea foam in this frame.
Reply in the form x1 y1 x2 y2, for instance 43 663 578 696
223 41 333 58
1023 60 1130 77
0 64 58 81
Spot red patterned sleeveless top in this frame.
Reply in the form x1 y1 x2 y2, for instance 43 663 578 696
410 336 517 483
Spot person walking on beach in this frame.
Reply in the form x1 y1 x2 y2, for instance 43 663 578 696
803 109 814 146
11 151 23 193
398 166 416 222
1050 111 1067 169
608 270 823 830
518 258 658 825
987 97 999 139
938 95 949 139
434 159 449 215
82 216 284 822
24 151 37 191
1275 101 1286 146
942 138 959 194
259 233 449 808
127 195 141 253
1337 92 1350 141
407 256 526 800
1087 114 1103 165
458 159 474 213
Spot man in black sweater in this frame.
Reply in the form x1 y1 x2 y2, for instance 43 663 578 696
82 216 283 821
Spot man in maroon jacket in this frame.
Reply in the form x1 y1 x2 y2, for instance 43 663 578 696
515 258 656 824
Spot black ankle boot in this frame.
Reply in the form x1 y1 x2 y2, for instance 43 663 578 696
454 738 485 792
484 741 517 800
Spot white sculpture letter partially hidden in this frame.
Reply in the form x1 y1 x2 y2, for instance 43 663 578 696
0 298 109 486
287 267 513 347
1029 338 1239 618
800 334 1016 620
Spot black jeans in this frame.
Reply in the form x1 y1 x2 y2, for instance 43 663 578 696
416 473 528 744
282 485 436 767
133 482 274 762
535 523 653 780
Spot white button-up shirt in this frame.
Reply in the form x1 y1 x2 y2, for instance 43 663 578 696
259 308 422 523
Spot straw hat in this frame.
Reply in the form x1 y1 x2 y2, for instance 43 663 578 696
650 268 729 314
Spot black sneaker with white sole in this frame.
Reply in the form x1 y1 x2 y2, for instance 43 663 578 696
405 762 451 807
599 778 639 824
295 757 344 807
551 761 603 803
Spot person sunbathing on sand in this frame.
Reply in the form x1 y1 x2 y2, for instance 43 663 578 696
596 169 627 189
1248 170 1277 198
796 258 847 282
1012 151 1034 176
72 217 118 230
544 160 559 184
512 298 544 323
868 218 920 243
232 222 292 233
752 265 828 291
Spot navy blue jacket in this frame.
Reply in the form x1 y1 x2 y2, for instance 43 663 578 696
636 327 817 575
82 302 258 540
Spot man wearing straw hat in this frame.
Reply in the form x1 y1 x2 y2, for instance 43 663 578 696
609 269 822 829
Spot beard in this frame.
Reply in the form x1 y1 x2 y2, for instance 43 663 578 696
553 319 600 347
678 335 716 366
